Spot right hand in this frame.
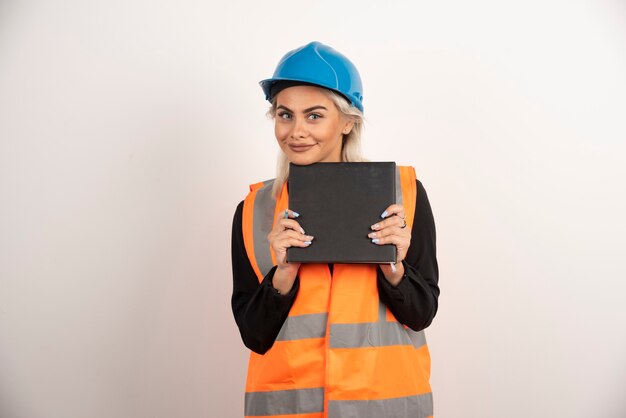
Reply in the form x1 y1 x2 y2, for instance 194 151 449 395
267 209 313 293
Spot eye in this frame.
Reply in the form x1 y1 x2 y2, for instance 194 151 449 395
277 111 292 120
308 113 322 120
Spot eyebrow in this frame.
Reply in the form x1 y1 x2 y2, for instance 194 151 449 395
276 105 328 113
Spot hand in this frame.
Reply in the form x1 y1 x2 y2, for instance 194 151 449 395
267 209 313 294
368 204 411 285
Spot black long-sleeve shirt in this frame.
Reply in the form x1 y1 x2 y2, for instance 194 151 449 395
231 180 439 354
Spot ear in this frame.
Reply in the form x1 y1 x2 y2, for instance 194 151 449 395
342 119 355 135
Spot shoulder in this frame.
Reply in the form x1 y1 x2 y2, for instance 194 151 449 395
249 178 276 191
414 179 435 222
243 178 277 199
232 200 245 230
236 178 277 226
416 179 427 195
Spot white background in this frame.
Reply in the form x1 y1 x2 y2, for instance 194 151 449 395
1 1 625 417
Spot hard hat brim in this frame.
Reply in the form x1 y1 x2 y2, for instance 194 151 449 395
260 77 362 112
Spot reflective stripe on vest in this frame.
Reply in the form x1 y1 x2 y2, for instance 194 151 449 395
270 302 427 348
242 166 432 418
242 179 276 280
244 391 433 418
245 387 325 416
328 393 433 418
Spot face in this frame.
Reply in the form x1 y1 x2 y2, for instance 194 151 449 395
274 85 354 165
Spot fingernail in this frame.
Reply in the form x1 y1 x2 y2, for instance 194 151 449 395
380 210 388 219
306 235 314 240
300 228 305 234
371 238 380 244
304 241 312 245
368 232 377 238
371 223 380 230
293 211 300 217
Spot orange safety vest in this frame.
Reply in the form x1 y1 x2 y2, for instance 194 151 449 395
241 166 433 418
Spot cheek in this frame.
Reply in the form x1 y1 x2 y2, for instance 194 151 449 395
311 123 334 141
274 122 288 140
320 117 343 139
321 123 343 144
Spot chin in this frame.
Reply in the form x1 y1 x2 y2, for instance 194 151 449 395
286 153 321 166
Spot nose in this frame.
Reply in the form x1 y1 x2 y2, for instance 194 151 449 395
290 117 308 140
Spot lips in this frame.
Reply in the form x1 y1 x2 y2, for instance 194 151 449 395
288 144 315 152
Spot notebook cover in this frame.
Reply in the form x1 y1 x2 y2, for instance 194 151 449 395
286 162 396 264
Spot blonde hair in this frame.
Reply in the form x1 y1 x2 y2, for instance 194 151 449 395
267 88 365 198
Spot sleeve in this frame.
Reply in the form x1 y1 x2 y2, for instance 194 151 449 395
231 200 300 354
376 180 440 331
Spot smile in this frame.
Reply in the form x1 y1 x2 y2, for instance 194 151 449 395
288 144 316 152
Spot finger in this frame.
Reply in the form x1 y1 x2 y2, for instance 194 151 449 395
280 229 314 243
277 236 313 249
276 218 306 234
273 230 314 249
368 226 407 239
370 234 409 247
370 214 406 231
379 204 405 220
282 209 301 219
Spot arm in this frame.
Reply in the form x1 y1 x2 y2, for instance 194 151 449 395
377 180 440 331
231 201 300 354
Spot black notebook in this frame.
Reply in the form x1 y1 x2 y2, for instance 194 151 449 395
286 162 397 264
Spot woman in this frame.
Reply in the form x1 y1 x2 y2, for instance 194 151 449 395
231 41 439 418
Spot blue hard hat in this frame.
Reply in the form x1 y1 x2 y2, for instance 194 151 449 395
260 41 364 113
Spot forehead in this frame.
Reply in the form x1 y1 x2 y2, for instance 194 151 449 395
275 85 333 109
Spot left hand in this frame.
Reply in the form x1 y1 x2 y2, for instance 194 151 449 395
369 204 411 282
369 204 411 262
